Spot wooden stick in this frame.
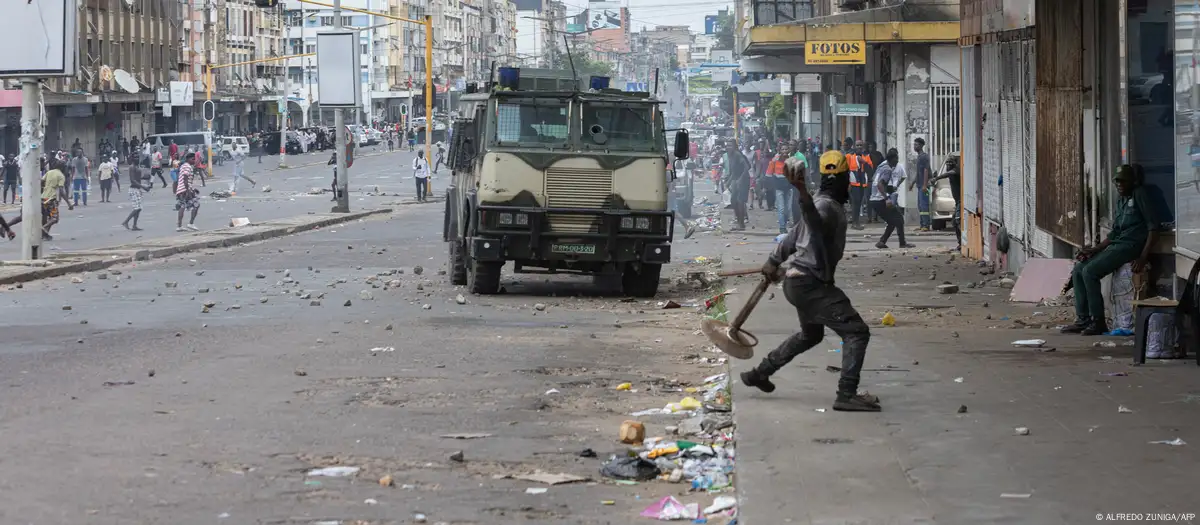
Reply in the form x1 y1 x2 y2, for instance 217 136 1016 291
717 267 761 277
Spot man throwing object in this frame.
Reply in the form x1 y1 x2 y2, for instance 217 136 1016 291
739 150 880 412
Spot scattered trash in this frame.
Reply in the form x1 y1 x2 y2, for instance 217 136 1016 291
449 451 464 462
379 475 394 487
307 466 360 477
229 217 251 228
544 388 560 395
703 495 737 515
825 365 842 373
881 312 896 326
664 397 703 413
937 284 959 294
1012 339 1046 348
954 377 964 383
640 496 699 521
102 381 135 387
534 303 547 311
1014 427 1030 436
615 382 633 391
662 300 682 309
619 420 646 444
370 346 395 353
440 433 492 439
579 448 598 458
413 513 427 523
1101 372 1128 377
364 498 378 505
1001 493 1032 499
1092 341 1117 348
1118 405 1134 413
1149 438 1187 446
957 405 968 414
513 471 589 485
600 456 660 481
455 294 467 305
525 487 548 495
1105 328 1134 337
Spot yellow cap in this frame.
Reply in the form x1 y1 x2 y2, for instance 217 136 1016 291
819 150 848 175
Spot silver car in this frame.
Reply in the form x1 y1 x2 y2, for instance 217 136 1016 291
930 153 960 231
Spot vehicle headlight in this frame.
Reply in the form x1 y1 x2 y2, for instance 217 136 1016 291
620 217 652 230
497 212 528 227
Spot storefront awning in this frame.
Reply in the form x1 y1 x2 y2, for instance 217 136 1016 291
743 20 959 56
742 3 960 56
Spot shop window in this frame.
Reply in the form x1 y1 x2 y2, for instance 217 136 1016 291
1127 0 1176 236
1175 0 1200 250
753 0 812 26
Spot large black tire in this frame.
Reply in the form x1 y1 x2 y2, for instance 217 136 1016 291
468 258 502 295
621 263 662 298
448 240 467 286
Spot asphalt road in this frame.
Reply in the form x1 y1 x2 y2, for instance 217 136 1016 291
0 204 728 524
0 145 445 261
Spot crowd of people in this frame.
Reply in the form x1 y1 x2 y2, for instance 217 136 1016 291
0 140 214 242
693 131 959 251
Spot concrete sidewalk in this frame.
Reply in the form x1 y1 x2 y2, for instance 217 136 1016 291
718 210 1200 524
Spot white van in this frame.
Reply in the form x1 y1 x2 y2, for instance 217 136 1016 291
145 132 214 158
218 136 250 159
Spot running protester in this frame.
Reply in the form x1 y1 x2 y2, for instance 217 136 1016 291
175 153 201 232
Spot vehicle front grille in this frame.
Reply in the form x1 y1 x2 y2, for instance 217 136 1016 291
544 167 613 233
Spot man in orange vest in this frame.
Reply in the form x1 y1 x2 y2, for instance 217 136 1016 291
766 143 793 233
845 140 874 230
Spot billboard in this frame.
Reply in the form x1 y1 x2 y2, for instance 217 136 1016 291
805 41 866 65
0 0 78 78
704 15 720 35
587 1 623 30
688 74 720 96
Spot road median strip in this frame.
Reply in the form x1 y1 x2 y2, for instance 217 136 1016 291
0 208 392 286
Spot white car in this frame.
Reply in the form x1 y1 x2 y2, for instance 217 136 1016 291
218 136 250 160
367 129 383 145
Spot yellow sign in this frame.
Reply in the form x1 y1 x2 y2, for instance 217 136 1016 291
805 40 867 65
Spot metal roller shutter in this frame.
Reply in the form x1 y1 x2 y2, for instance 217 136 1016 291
981 42 1003 224
1002 41 1026 242
1025 40 1054 257
961 46 981 215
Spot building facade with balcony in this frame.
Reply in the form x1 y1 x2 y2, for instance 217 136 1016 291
4 0 184 155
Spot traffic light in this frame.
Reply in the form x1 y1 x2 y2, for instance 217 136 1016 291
254 0 278 7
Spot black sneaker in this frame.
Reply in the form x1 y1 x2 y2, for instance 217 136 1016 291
740 370 776 393
833 393 882 412
899 243 917 249
1081 322 1109 336
1060 321 1089 334
875 242 888 249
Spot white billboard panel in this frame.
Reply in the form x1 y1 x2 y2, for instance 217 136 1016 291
169 82 194 107
587 2 622 30
0 0 78 78
317 31 363 108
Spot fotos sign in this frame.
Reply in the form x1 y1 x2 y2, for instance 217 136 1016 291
805 41 866 65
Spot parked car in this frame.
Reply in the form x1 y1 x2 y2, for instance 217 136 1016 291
367 128 383 145
930 153 960 231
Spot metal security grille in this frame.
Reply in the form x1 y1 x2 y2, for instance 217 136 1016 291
981 42 1003 225
1001 41 1026 241
962 46 981 215
545 167 613 233
1024 40 1054 257
929 84 961 170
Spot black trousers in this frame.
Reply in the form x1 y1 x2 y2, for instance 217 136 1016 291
870 200 907 246
755 275 870 396
415 177 427 201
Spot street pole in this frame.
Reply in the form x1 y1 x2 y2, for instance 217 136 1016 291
333 0 350 213
18 79 43 260
279 9 290 169
425 13 433 192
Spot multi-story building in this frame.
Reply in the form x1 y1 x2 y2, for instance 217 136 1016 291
514 0 566 68
486 0 519 72
212 1 285 134
282 0 407 126
8 0 184 154
463 0 485 83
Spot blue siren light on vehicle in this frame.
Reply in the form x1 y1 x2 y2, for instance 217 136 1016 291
589 76 611 90
498 67 520 90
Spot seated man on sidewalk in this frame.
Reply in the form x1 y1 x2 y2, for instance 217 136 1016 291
739 150 881 412
1062 165 1162 336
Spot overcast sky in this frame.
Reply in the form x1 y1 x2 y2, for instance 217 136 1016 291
564 0 733 37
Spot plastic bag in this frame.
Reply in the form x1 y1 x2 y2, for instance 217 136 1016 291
1147 311 1181 359
1110 263 1135 331
599 456 660 481
640 496 699 521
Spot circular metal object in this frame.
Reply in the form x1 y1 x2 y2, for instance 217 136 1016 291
700 317 758 360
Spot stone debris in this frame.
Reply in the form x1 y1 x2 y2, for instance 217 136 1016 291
71 276 83 284
534 303 547 311
422 304 432 310
413 265 424 275
455 294 466 305
937 284 959 294
164 282 178 288
358 290 374 300
310 300 322 306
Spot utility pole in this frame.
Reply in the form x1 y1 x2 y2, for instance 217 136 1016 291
279 5 290 170
333 0 350 212
18 80 44 260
